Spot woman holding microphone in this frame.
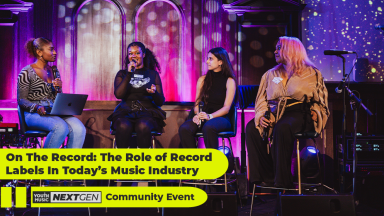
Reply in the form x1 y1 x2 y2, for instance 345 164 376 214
17 37 86 148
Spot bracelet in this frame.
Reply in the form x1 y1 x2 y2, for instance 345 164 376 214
208 114 213 120
30 104 37 113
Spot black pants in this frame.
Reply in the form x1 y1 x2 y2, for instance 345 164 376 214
245 103 314 188
114 117 159 148
179 117 231 149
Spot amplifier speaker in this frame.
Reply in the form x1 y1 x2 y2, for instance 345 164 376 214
279 194 355 216
361 173 384 210
163 193 237 216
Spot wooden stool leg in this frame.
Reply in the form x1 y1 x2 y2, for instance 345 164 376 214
152 135 159 213
296 139 301 194
250 183 256 216
40 137 44 148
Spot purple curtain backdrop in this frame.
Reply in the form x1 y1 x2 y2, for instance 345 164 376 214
75 0 122 100
136 1 184 102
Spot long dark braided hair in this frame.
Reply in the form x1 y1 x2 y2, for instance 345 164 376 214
196 47 237 106
124 42 161 73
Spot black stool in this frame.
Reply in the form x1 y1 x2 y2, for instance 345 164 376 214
18 105 48 148
250 131 324 216
179 107 242 206
108 126 162 213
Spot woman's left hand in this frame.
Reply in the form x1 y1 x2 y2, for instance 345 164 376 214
52 78 62 89
197 112 209 120
146 84 156 94
311 110 318 122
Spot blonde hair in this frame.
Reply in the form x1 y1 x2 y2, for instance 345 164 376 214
274 36 315 76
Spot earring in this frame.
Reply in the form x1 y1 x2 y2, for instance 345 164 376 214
39 56 46 63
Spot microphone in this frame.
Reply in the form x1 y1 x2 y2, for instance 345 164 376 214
198 101 204 129
51 65 61 93
131 59 136 72
324 50 356 55
335 75 347 93
374 24 384 30
262 111 270 141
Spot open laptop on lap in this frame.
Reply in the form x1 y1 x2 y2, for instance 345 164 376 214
46 93 88 116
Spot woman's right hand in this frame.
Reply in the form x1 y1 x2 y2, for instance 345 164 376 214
36 106 46 116
193 115 200 125
259 116 270 128
127 61 137 73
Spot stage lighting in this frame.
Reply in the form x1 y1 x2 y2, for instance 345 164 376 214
307 146 317 154
300 146 320 179
217 146 234 173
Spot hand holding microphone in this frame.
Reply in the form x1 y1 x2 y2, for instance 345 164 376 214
52 78 62 91
197 101 205 128
128 59 137 72
51 66 62 93
197 112 210 120
262 111 270 141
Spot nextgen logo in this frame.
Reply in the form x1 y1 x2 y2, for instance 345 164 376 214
33 192 101 203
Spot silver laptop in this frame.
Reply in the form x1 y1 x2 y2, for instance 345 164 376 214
46 93 88 115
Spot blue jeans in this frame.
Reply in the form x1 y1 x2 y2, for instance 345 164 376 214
24 112 86 148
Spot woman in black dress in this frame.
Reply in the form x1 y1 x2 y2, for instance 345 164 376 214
108 42 165 148
179 47 236 149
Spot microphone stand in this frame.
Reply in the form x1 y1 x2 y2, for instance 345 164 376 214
336 54 347 193
344 86 373 201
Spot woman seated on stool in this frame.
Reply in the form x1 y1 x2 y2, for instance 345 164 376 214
245 36 329 188
179 47 236 149
17 37 86 148
108 42 165 149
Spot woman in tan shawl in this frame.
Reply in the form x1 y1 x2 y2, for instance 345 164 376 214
245 36 329 188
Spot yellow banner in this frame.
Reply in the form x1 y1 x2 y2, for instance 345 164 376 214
0 149 228 179
31 186 207 208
